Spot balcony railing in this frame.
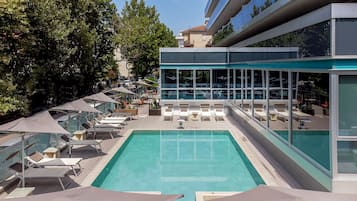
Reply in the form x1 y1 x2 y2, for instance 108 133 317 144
206 0 230 30
212 0 280 45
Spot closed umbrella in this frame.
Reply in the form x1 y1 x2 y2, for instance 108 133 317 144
212 185 357 201
6 186 184 201
0 110 70 187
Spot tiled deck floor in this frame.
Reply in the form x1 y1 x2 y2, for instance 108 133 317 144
0 104 300 198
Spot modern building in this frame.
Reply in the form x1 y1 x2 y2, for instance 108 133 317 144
160 0 357 194
178 25 212 48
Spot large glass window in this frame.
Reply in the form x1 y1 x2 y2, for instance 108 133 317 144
250 21 331 58
161 69 177 88
254 70 264 88
339 75 357 137
336 19 357 55
269 71 280 88
179 90 194 100
229 69 234 88
161 90 177 100
212 69 227 88
195 90 211 100
196 70 210 88
338 141 357 173
235 69 242 88
213 90 227 99
179 70 193 88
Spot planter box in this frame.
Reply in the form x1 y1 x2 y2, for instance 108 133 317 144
149 109 161 116
114 109 138 116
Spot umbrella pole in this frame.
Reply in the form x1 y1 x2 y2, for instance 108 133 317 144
21 134 25 188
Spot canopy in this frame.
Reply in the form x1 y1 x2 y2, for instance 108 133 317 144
109 87 136 95
134 80 152 87
0 110 70 135
84 92 118 104
0 110 70 187
7 186 184 201
51 99 101 113
212 185 357 201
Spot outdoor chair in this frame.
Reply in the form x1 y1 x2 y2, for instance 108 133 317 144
253 104 267 121
200 104 211 121
9 163 70 190
163 108 173 121
25 152 82 176
214 104 225 121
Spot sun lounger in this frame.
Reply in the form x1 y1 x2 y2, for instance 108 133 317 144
179 105 189 120
25 152 82 176
253 104 267 121
200 104 211 121
214 104 224 121
82 122 120 139
274 104 289 121
69 139 103 153
10 163 70 190
163 108 173 121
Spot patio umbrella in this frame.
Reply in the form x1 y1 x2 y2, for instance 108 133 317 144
109 86 136 95
0 110 70 187
134 80 152 87
83 92 119 113
50 99 102 156
83 92 119 104
7 186 184 201
211 185 357 201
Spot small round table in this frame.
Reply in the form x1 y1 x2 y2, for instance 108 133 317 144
177 119 185 129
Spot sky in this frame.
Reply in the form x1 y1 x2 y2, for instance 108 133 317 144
112 0 207 35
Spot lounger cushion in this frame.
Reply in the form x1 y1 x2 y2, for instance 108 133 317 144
30 152 44 162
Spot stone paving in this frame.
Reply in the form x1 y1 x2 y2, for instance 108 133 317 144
0 104 300 198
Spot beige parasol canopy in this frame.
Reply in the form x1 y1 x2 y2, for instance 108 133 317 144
84 92 119 104
6 186 184 201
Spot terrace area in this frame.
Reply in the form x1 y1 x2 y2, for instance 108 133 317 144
0 103 300 199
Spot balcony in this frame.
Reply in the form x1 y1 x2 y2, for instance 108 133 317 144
205 0 219 17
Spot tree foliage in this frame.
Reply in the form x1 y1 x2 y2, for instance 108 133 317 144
116 0 176 78
0 0 118 116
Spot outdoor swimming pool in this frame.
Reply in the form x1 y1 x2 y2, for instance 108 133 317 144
92 130 265 201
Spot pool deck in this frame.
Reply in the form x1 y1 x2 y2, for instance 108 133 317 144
0 104 301 199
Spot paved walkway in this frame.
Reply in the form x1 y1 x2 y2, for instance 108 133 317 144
0 105 300 198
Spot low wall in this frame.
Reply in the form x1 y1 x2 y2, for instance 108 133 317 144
228 105 331 191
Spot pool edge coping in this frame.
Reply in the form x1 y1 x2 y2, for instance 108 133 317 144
80 129 134 187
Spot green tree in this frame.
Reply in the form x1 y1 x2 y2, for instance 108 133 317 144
116 0 176 78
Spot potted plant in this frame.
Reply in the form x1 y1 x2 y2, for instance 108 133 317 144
149 99 161 116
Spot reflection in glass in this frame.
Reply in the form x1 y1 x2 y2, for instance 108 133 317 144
212 70 228 88
235 90 242 99
269 71 280 88
161 90 177 100
246 70 252 88
179 70 193 88
337 141 357 173
179 90 194 99
229 69 234 88
292 73 330 170
161 69 177 88
235 69 242 88
250 21 331 58
196 70 210 88
195 90 211 100
254 90 265 99
269 89 281 99
213 90 228 99
339 75 357 136
254 70 264 88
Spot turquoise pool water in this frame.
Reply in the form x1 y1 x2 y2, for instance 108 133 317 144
93 130 264 201
275 130 330 170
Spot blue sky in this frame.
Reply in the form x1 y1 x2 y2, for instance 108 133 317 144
113 0 207 35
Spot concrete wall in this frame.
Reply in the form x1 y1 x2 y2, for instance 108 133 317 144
227 106 329 191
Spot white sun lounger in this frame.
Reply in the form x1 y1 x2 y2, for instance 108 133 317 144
163 108 173 121
253 104 267 121
179 107 189 121
214 104 225 121
25 153 82 176
10 164 70 190
200 104 211 121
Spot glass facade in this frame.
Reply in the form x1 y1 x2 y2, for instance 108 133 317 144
338 75 357 173
335 19 357 55
161 69 177 88
250 21 331 58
